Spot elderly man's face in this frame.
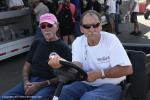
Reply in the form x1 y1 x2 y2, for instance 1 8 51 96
40 22 58 42
80 14 102 39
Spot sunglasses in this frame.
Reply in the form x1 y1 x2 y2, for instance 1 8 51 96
82 22 100 29
40 23 53 29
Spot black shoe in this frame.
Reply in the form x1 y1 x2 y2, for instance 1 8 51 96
133 31 142 36
130 31 136 35
130 31 142 36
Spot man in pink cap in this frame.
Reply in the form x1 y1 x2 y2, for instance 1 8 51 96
2 13 72 100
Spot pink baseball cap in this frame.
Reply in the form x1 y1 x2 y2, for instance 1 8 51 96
39 13 58 25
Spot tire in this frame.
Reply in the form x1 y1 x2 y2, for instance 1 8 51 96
144 10 150 19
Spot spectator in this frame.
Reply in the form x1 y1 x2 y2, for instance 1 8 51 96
2 13 72 100
48 10 133 100
41 0 57 15
80 0 88 13
71 0 82 37
128 0 142 36
105 0 116 34
56 0 76 45
32 0 49 39
32 0 49 24
86 0 102 13
115 0 122 35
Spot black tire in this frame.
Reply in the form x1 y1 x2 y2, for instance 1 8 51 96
144 10 150 19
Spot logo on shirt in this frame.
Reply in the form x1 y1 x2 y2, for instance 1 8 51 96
97 56 110 63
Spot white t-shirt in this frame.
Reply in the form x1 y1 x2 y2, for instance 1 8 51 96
129 0 139 12
72 31 131 86
34 2 49 22
7 0 24 8
106 0 116 14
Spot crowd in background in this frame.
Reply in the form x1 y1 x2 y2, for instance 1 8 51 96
0 0 141 45
32 0 140 45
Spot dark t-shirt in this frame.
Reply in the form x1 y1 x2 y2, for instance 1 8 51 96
26 39 72 79
43 1 57 15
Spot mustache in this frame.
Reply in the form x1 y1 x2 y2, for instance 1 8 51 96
44 31 54 34
87 32 98 35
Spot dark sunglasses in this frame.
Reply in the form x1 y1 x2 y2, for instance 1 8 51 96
40 23 53 29
82 22 100 29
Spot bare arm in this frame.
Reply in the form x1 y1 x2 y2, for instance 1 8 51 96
56 4 62 15
37 77 59 88
48 54 133 81
104 65 133 78
23 61 31 84
86 65 133 82
71 62 133 81
128 1 137 13
23 61 59 95
25 77 59 96
130 1 137 13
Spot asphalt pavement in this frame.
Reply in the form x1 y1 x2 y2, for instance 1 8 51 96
118 15 150 44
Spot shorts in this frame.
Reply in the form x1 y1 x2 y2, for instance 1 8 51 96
130 12 138 23
107 13 116 24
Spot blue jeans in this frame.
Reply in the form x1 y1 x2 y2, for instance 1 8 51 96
59 81 122 100
1 76 56 100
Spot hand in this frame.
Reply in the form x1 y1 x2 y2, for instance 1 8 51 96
25 82 41 96
48 54 63 69
24 81 32 91
87 70 101 82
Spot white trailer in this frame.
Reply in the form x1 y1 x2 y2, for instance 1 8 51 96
0 7 34 61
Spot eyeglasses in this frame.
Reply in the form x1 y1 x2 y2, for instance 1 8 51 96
40 23 53 29
82 22 100 29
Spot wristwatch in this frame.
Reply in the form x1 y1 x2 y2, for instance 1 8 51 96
47 80 51 85
100 69 105 79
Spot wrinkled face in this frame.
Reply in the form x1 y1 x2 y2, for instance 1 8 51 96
80 14 102 39
40 22 58 42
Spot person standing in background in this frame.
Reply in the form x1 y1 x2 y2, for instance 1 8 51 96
115 0 122 35
71 0 82 37
32 0 49 39
86 0 102 13
32 0 49 24
56 0 76 45
128 0 142 36
41 0 57 15
106 0 117 34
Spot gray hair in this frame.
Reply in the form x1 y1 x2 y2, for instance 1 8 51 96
80 10 101 25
